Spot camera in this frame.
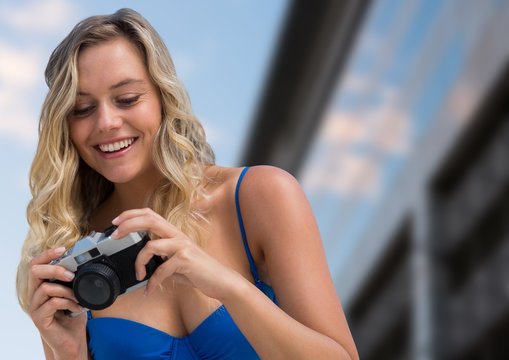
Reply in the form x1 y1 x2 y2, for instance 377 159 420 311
50 226 163 311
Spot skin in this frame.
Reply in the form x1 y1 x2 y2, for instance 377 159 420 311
26 37 359 359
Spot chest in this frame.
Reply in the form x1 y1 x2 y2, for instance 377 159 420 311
87 303 261 360
89 216 255 337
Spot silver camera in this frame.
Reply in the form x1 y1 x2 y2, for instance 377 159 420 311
51 226 163 310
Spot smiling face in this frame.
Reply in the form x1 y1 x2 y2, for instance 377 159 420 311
69 37 162 185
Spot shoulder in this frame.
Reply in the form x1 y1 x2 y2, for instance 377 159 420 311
238 165 301 203
204 165 300 199
237 165 315 245
203 164 311 227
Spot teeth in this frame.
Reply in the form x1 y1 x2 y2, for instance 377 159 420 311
99 138 134 153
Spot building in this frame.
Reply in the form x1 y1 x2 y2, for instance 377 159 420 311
241 0 509 358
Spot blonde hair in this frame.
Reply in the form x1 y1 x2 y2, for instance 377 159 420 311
16 8 215 311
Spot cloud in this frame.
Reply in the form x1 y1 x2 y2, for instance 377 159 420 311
340 72 371 95
0 42 42 145
0 87 39 145
302 152 380 199
302 74 410 198
321 110 367 144
0 1 79 146
321 83 410 156
0 0 75 34
366 86 410 155
0 42 41 88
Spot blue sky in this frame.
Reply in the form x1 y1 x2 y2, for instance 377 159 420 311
0 1 287 357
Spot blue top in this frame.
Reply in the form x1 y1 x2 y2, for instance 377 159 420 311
87 167 277 359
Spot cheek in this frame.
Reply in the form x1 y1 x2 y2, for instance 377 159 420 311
150 117 162 135
68 121 89 154
136 103 162 135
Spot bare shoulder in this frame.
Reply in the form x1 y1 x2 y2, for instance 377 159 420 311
204 165 309 229
240 165 303 202
244 165 298 183
237 165 315 246
204 165 300 198
203 164 309 231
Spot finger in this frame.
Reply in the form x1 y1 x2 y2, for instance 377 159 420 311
30 247 67 267
30 264 75 283
145 259 187 296
28 248 68 297
135 238 183 280
111 208 163 227
29 282 78 312
112 208 172 237
35 297 84 322
112 211 179 240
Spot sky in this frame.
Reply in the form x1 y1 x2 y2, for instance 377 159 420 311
0 0 287 357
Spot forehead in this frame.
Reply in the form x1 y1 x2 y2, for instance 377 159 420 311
77 37 149 90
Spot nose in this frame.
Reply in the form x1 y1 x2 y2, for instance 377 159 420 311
95 103 122 132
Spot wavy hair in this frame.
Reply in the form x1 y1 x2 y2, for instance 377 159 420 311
16 8 215 311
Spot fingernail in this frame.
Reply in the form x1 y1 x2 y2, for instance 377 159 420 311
64 271 75 281
111 229 119 239
55 247 66 255
112 216 119 225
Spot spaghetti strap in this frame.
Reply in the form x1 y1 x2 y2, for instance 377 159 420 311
234 166 260 283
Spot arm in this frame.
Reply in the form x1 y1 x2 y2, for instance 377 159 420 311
220 166 358 359
42 338 54 360
112 166 359 359
42 337 90 360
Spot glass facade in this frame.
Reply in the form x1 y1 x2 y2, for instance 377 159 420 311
300 0 509 357
301 0 505 291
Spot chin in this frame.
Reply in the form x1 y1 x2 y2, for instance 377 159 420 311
97 168 137 184
91 162 158 185
104 174 137 184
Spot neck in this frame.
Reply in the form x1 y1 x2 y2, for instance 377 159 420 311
111 172 164 212
88 171 165 231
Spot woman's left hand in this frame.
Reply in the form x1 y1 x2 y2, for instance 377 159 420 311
110 208 242 301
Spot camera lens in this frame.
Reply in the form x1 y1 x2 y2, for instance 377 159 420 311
73 262 121 310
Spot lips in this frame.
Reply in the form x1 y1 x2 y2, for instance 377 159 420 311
96 137 137 153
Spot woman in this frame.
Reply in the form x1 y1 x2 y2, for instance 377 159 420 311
16 8 358 360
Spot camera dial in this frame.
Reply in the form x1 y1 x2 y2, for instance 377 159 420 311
73 262 121 309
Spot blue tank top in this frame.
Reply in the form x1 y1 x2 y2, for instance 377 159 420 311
86 167 276 359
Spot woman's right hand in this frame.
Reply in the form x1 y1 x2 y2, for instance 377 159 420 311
27 247 88 359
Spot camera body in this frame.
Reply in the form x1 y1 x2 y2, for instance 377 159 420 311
51 226 163 311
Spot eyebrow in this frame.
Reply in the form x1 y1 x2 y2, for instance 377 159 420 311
110 78 145 90
77 78 146 96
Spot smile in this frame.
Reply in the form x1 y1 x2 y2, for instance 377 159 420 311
97 137 137 153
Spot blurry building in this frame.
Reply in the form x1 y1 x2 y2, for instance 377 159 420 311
242 0 509 359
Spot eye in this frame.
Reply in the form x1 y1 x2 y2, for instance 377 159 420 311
116 95 140 108
71 105 95 118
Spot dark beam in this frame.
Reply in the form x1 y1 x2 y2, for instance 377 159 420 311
239 0 372 176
